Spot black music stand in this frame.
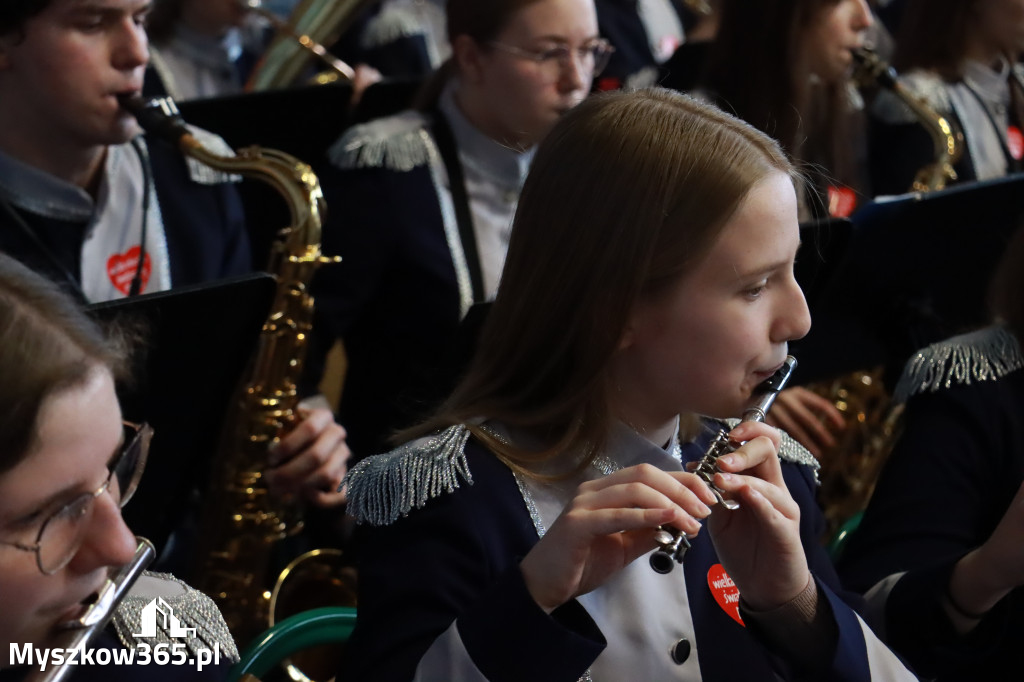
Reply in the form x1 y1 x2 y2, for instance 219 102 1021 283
792 173 1024 385
177 85 353 272
351 77 424 124
177 83 353 164
175 78 421 164
796 216 855 310
87 273 276 561
175 80 420 276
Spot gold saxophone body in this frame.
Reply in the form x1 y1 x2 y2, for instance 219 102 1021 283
852 47 964 193
119 96 343 650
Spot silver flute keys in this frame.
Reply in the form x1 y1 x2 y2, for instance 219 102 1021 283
649 356 797 574
27 538 156 682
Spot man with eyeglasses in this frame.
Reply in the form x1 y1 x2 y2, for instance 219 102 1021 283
0 0 352 511
305 0 609 462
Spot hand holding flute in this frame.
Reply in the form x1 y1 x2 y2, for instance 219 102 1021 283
651 356 797 572
519 412 813 614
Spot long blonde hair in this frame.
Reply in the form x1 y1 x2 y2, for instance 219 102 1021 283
412 88 795 474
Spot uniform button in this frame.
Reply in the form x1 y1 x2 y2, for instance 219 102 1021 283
670 638 691 664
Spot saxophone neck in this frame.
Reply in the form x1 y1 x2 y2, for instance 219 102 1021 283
118 94 328 250
852 47 963 192
851 47 897 90
118 95 193 146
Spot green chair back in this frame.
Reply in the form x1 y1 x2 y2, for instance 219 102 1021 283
228 606 357 682
828 510 864 563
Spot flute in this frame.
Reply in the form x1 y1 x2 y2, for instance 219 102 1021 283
649 356 797 574
28 538 156 682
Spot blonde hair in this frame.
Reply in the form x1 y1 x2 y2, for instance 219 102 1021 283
412 88 795 474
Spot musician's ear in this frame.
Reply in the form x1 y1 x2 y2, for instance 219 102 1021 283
451 34 485 85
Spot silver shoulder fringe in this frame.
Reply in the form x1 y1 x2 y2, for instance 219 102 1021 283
893 325 1023 404
112 571 239 661
344 425 473 527
345 418 824 527
328 110 434 172
360 6 425 50
723 418 821 484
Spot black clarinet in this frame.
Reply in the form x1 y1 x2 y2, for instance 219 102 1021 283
650 356 797 574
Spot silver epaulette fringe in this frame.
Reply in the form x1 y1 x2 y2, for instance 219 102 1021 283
328 112 433 172
112 572 239 661
779 430 821 483
360 7 425 49
344 425 474 526
893 325 1023 403
723 418 822 484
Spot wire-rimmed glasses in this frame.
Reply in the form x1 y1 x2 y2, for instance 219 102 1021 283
488 38 615 80
0 421 151 575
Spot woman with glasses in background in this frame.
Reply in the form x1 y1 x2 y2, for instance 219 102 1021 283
0 252 236 679
304 0 612 462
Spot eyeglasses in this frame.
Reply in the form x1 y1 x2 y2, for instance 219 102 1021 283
488 39 615 80
0 422 151 575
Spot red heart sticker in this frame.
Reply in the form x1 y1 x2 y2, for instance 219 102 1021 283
827 185 857 218
1007 126 1023 161
657 35 681 62
707 563 744 626
107 246 151 295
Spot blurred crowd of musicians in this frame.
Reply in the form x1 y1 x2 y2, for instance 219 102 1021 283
1 0 1024 680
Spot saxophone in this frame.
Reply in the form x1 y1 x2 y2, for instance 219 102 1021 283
119 95 339 647
801 51 964 540
852 47 964 192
